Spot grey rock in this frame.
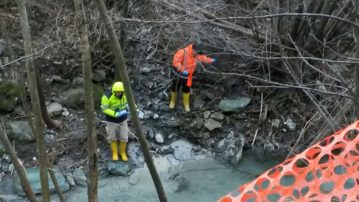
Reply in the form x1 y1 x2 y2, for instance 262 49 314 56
5 120 35 142
47 102 63 116
211 112 224 120
140 67 151 73
219 97 251 112
127 142 144 168
189 117 204 130
44 133 56 148
14 167 70 196
107 161 132 176
62 84 103 108
93 69 106 82
138 110 145 119
168 133 176 139
216 131 245 165
155 133 164 144
2 154 11 163
170 140 194 161
193 96 205 110
65 173 76 186
203 111 211 119
62 88 84 107
73 168 87 186
264 142 276 152
71 77 84 88
204 118 222 131
153 113 159 119
148 128 155 139
51 75 66 83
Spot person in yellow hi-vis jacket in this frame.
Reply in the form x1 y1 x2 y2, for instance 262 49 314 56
101 81 129 161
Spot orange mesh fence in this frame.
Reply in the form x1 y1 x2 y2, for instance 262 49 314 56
218 121 359 202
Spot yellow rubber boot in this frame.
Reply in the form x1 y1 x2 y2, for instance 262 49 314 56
169 91 177 109
183 92 190 112
119 141 128 162
110 141 119 161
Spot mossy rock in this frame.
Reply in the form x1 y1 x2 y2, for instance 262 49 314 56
62 84 103 109
0 80 21 112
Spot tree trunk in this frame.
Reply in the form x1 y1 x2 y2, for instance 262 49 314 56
73 0 99 201
35 66 59 129
0 19 29 112
0 121 37 202
355 10 359 118
94 0 167 201
16 0 50 201
48 162 66 202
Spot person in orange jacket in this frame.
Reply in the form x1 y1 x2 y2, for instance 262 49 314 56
169 43 216 112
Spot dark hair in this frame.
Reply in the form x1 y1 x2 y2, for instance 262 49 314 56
192 42 198 50
192 42 203 54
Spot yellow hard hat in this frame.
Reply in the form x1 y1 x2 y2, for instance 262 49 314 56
112 81 124 92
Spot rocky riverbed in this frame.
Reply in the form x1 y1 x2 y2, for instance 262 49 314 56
0 140 280 202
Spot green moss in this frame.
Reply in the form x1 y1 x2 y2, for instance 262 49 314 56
0 80 21 112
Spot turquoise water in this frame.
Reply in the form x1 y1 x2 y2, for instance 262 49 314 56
60 155 279 202
0 155 279 202
167 156 279 202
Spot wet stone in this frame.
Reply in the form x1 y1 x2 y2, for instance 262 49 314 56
204 118 222 131
219 97 251 112
210 112 224 120
14 167 70 196
107 161 133 176
72 168 87 186
155 133 164 144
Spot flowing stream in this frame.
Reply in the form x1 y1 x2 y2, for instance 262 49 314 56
61 154 278 202
0 154 280 202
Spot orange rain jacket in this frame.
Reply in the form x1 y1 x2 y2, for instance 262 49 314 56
172 44 213 87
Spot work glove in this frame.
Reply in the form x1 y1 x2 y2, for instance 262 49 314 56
211 58 216 64
181 71 189 76
115 110 128 118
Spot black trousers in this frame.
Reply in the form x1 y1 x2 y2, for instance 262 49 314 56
171 72 190 93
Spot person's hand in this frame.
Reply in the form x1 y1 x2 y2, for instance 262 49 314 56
115 110 128 118
211 58 216 64
181 71 189 76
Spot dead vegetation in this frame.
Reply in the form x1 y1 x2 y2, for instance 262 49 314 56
1 0 358 157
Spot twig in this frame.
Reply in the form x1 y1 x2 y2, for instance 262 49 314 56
251 93 263 146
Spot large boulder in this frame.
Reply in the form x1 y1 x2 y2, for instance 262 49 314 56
0 80 21 112
5 120 35 142
14 167 70 196
61 83 103 109
216 131 245 165
219 97 251 112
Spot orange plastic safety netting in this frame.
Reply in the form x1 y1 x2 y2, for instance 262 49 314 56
218 121 359 202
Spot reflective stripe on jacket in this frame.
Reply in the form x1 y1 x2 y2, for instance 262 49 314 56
101 91 128 123
172 44 213 87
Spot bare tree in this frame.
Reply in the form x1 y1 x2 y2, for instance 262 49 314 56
0 121 37 202
16 0 50 201
95 0 167 201
355 4 359 118
73 0 99 201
